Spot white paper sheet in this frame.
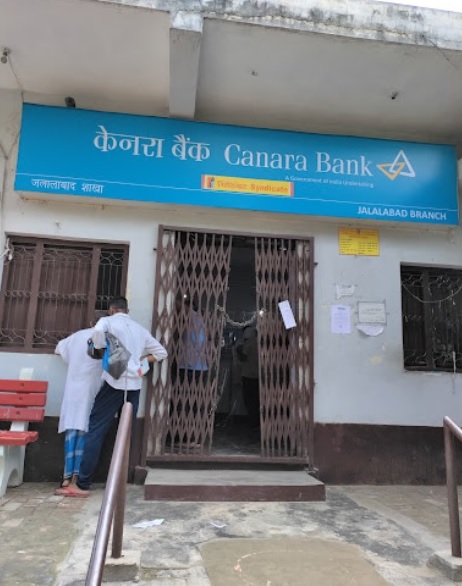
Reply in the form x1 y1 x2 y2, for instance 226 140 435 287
133 518 164 528
356 324 384 337
331 304 351 334
278 300 297 329
335 284 356 300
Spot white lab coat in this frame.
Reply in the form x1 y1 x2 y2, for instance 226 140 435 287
55 327 103 433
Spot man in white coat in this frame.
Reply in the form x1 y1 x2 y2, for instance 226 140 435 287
56 296 168 497
54 310 107 488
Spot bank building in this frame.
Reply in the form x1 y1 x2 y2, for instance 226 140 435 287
0 0 461 499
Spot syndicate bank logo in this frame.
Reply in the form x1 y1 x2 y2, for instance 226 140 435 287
376 150 416 181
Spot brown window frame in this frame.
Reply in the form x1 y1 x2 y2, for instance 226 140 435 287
0 236 129 354
401 264 462 373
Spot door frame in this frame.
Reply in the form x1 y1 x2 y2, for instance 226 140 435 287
140 225 315 469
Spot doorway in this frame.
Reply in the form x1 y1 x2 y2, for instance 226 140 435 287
144 226 314 466
213 236 261 457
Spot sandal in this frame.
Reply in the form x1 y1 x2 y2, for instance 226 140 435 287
61 479 70 488
54 486 90 498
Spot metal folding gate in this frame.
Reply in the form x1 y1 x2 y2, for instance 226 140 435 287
256 237 313 460
143 226 314 465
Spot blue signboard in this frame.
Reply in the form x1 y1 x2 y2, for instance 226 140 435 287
15 104 459 224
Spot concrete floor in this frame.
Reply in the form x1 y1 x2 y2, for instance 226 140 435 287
0 482 460 585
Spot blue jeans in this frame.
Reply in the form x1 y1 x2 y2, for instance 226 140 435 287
76 381 139 490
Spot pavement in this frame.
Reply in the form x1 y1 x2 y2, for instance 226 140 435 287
0 482 461 585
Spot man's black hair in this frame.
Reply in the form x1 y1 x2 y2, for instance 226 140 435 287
109 296 128 311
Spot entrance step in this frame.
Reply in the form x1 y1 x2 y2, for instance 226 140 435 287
144 468 325 502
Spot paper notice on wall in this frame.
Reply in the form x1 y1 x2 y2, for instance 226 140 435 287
335 284 356 300
356 324 384 337
331 304 351 334
338 227 380 256
278 300 296 329
357 302 387 324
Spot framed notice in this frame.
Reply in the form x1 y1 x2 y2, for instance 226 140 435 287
357 302 387 324
339 228 380 256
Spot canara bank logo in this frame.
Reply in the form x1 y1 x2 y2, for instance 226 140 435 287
376 150 416 181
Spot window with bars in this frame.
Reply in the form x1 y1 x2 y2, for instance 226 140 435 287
401 265 462 372
0 237 128 352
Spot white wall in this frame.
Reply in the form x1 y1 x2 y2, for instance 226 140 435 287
1 90 462 427
314 222 462 427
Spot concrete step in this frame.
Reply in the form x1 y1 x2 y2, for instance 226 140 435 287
144 468 325 502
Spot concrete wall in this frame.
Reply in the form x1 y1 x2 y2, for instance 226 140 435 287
1 89 462 428
111 0 462 50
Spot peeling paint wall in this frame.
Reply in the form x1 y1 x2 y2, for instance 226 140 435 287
98 0 462 50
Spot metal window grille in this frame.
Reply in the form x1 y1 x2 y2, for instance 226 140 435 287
0 237 128 352
401 265 462 372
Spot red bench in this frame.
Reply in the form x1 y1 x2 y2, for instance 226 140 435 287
0 380 48 497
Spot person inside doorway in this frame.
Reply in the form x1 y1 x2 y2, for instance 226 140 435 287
175 294 208 384
169 294 209 448
236 325 260 429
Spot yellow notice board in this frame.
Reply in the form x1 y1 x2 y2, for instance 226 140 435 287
338 228 380 256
